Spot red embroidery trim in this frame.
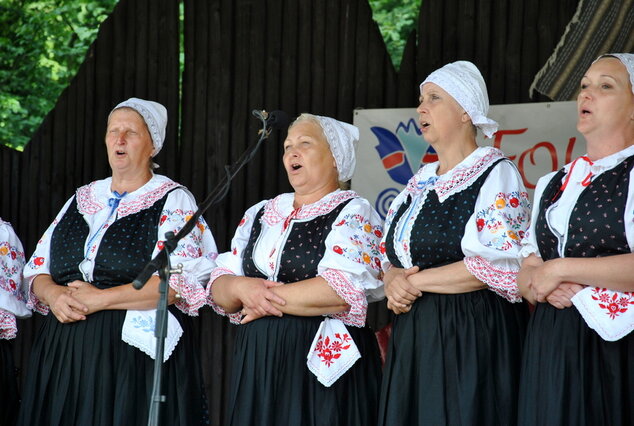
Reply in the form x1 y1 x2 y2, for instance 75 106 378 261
76 180 181 217
76 182 105 215
590 287 634 319
464 256 521 303
320 268 367 327
262 191 358 226
207 268 244 325
0 310 17 339
313 332 353 367
168 271 206 316
405 148 505 199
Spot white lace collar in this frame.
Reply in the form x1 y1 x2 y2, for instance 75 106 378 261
404 146 505 200
76 174 180 218
261 190 358 226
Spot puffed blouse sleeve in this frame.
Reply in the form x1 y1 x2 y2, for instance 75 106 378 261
23 195 75 315
152 187 218 316
317 197 385 327
207 199 268 322
0 221 28 339
462 160 531 303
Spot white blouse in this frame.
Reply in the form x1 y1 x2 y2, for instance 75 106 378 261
521 145 634 340
208 190 385 327
0 219 29 339
382 146 531 303
23 174 218 316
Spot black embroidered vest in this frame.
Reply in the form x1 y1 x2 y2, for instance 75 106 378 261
242 199 352 283
386 158 505 269
535 155 634 260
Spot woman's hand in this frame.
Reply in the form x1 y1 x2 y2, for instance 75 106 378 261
517 254 543 304
33 276 88 323
235 278 286 322
546 283 586 309
529 258 569 303
67 280 105 315
387 298 412 315
384 265 420 314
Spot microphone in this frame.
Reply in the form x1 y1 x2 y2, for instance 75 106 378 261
252 109 290 129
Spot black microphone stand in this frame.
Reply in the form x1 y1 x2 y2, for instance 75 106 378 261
133 110 282 426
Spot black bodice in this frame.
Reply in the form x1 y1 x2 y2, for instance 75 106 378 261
49 192 172 288
535 155 634 260
242 199 352 283
386 159 504 269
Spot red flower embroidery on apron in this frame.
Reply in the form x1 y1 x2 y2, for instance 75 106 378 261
591 287 634 319
313 333 353 367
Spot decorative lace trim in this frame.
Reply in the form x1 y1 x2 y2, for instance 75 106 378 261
435 149 505 201
320 268 367 327
117 182 181 217
76 180 181 218
167 270 206 316
76 182 105 215
464 255 521 303
207 268 243 324
26 276 49 315
0 310 17 339
404 148 505 201
391 188 432 269
262 191 358 226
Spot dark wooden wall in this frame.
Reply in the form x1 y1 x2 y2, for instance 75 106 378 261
1 0 578 424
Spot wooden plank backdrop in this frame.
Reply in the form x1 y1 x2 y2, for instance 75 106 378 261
1 0 578 424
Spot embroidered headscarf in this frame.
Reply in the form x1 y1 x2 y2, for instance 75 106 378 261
109 97 168 156
421 61 499 138
292 113 360 182
594 53 634 94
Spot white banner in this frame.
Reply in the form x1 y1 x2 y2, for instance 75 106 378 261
352 102 585 218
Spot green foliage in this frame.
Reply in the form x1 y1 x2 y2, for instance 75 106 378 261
0 0 118 150
0 0 419 150
369 0 421 70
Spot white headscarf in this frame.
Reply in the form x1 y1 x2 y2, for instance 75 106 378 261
420 61 499 138
295 114 360 182
109 97 168 156
594 53 634 94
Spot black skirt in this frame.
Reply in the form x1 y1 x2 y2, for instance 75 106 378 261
0 338 19 426
378 289 528 425
17 308 207 426
518 303 634 426
227 314 381 426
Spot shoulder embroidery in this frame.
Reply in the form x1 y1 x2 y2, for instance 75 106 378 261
262 191 358 226
76 182 105 215
434 149 505 200
117 181 181 217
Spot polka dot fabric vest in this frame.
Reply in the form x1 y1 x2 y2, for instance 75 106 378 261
535 155 634 260
242 199 352 283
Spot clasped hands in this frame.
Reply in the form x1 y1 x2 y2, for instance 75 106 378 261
235 278 286 324
47 280 101 323
384 265 421 314
520 255 585 309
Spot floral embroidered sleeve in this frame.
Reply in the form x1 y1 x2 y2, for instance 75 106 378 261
23 196 75 315
318 198 385 327
462 161 531 303
152 188 218 316
207 200 268 323
0 220 29 339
